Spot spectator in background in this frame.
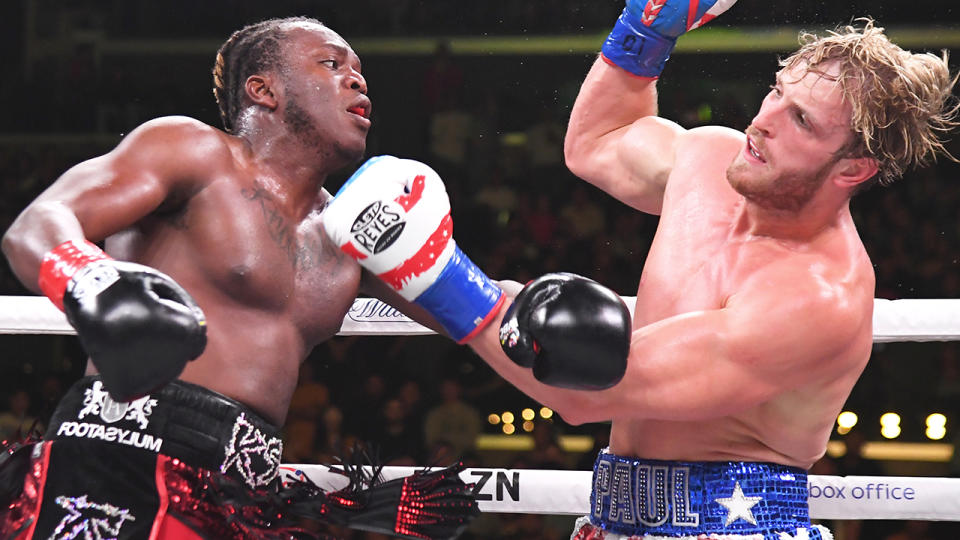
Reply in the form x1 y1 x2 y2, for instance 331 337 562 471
528 419 567 469
427 91 476 189
344 373 388 442
525 107 566 180
60 42 99 131
523 193 560 250
0 389 41 442
282 362 330 463
315 405 357 465
421 41 465 118
473 166 520 225
424 378 482 458
558 184 607 242
396 379 427 439
883 521 936 540
370 396 425 464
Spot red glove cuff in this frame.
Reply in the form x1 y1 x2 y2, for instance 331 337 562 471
38 239 112 311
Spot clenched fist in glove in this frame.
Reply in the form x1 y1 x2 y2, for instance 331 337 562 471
39 239 206 402
603 0 738 78
499 273 631 390
323 156 504 343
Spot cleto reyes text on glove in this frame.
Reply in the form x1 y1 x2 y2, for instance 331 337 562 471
323 156 504 343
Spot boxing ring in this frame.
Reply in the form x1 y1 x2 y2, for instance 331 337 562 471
3 294 960 521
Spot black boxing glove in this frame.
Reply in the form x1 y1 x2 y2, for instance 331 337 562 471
498 273 631 390
39 239 206 402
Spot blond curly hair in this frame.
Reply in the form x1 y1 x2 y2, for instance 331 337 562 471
780 18 959 186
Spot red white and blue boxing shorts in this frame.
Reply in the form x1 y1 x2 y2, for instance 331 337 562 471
571 449 833 540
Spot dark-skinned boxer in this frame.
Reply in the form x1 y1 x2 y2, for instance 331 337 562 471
1 17 479 540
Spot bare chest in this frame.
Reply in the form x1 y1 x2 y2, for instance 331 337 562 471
116 182 362 344
635 187 743 323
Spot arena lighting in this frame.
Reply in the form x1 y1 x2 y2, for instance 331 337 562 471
880 413 902 440
523 421 535 432
521 408 536 421
837 411 858 429
837 411 858 435
475 434 596 452
502 411 515 424
539 407 554 420
826 440 954 462
926 413 948 441
488 413 501 425
502 424 516 435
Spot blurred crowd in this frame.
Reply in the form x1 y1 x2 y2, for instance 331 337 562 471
15 0 958 40
3 3 960 538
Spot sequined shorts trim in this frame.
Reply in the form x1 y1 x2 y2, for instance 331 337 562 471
571 516 834 540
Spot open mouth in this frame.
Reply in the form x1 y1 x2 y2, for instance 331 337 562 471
347 106 368 118
747 137 765 163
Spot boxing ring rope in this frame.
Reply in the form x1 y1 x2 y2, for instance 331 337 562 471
4 295 960 342
281 466 960 521
4 294 960 521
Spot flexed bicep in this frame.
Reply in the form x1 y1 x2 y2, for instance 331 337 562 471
2 117 224 292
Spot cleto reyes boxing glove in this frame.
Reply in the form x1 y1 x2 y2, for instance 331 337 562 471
499 273 631 390
39 239 207 402
602 0 738 78
323 156 504 344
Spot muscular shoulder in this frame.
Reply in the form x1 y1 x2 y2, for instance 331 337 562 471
736 249 873 347
123 116 233 159
680 125 744 155
105 116 241 191
662 126 743 193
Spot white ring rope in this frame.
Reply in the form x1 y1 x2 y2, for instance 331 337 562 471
284 465 960 521
6 293 960 521
2 295 960 342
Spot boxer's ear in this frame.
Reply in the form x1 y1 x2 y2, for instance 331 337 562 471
833 156 878 189
245 75 278 111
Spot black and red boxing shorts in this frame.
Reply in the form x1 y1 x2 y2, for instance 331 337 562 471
1 376 283 539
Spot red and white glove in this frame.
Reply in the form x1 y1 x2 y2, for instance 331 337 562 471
323 156 504 343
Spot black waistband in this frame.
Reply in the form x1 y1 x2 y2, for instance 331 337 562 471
46 376 284 489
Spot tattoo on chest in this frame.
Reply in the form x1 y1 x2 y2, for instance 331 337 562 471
240 182 325 271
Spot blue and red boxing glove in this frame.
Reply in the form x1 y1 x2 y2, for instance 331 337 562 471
602 0 738 78
323 156 504 344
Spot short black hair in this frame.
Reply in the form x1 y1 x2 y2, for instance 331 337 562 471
212 16 324 132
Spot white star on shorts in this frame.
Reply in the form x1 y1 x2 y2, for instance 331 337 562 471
715 481 763 526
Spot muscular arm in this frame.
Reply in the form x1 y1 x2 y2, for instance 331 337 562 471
564 57 685 214
470 265 872 426
2 116 220 292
